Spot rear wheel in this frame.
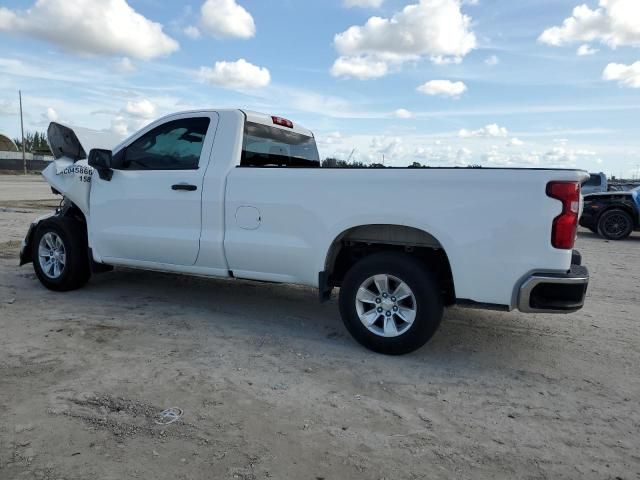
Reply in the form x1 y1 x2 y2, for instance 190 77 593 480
32 216 91 291
597 209 633 240
338 252 443 355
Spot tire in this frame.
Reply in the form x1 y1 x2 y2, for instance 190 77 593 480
32 216 91 291
338 252 443 355
597 209 633 240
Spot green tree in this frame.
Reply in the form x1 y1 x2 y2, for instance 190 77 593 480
13 131 52 155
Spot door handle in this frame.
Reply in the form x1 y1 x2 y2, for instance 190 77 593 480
172 184 197 191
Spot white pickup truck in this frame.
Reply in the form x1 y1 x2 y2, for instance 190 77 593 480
20 109 589 354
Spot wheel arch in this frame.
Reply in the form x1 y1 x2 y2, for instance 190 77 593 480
20 199 88 266
322 224 456 305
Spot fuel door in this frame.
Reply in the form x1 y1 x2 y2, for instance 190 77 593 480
235 206 262 230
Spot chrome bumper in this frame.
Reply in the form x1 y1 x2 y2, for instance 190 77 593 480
518 253 589 314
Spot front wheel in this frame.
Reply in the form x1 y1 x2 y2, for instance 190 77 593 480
32 216 91 291
338 252 443 355
597 209 633 240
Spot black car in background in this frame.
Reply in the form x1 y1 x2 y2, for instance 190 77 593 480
580 186 640 240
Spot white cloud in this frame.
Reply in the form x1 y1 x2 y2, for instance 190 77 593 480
184 25 202 39
371 136 405 159
199 58 271 90
603 61 640 87
542 146 596 167
0 100 17 116
108 97 169 136
344 0 384 7
39 106 60 125
332 0 476 78
431 55 463 65
0 8 14 30
315 129 607 169
417 146 473 166
125 99 157 119
482 148 540 167
417 80 467 98
199 0 255 39
110 115 130 137
0 56 87 83
331 56 388 79
393 109 414 119
539 0 640 49
0 0 179 60
456 147 473 165
113 57 137 74
577 44 599 55
509 137 524 146
283 89 355 117
482 148 508 166
46 107 59 122
459 123 508 138
484 54 499 66
481 146 595 168
316 132 343 147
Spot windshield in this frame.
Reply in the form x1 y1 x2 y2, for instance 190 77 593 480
241 121 320 168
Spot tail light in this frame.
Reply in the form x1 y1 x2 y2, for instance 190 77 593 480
546 181 580 249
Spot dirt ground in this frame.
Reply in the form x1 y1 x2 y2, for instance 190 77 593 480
0 174 638 480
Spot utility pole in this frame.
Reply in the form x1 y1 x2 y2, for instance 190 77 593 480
19 90 26 175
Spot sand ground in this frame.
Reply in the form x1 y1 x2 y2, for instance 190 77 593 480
1 174 638 480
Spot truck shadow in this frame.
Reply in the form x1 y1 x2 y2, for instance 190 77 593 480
77 267 555 370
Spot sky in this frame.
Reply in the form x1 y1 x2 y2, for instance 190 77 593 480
0 0 639 176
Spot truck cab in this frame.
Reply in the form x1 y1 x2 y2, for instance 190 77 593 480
582 172 607 195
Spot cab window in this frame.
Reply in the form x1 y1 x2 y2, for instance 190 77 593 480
122 117 210 170
585 174 602 187
241 121 320 168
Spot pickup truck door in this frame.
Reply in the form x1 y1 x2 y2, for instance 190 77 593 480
89 113 219 266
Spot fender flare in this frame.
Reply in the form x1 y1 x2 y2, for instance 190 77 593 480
19 212 57 266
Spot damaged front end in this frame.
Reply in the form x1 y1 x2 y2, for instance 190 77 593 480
44 121 124 216
19 122 121 266
19 212 57 266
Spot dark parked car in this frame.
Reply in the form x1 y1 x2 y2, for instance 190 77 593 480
580 186 640 240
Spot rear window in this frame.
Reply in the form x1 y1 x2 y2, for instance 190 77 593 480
585 174 602 187
240 121 320 168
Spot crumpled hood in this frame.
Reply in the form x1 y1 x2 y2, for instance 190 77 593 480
44 123 124 216
47 122 123 162
42 160 94 216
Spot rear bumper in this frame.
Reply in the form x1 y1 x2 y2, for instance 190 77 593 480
517 252 589 313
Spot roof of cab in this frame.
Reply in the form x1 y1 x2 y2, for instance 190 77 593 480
121 109 314 138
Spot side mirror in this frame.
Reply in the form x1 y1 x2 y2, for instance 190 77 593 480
88 148 113 181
